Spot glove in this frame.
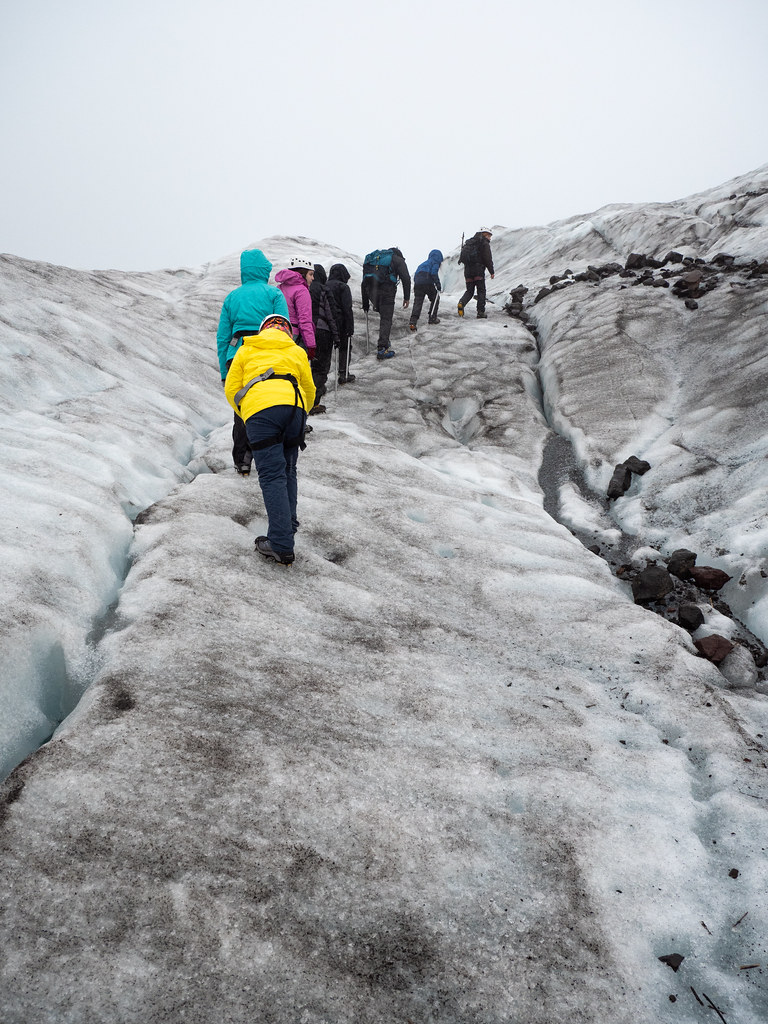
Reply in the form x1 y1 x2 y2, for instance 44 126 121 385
362 303 369 313
307 346 316 360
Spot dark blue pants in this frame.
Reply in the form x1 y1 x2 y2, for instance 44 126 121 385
245 405 306 555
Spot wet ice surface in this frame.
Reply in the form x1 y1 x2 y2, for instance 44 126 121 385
2 170 768 1022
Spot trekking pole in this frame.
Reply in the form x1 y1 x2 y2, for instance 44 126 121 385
346 335 352 381
365 310 370 354
333 345 338 401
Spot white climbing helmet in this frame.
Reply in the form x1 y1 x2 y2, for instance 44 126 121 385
480 227 493 236
288 256 314 271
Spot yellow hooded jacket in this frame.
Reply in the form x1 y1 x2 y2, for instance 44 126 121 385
224 327 316 422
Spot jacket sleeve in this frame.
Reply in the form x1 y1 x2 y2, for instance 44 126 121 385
216 298 235 379
224 349 246 415
482 239 495 276
395 255 411 302
361 277 370 312
295 287 316 349
322 291 340 343
273 289 290 319
293 348 316 412
342 284 355 336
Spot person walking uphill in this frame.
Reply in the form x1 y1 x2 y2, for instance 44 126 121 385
361 247 411 360
308 264 340 412
216 249 290 476
458 228 495 319
409 249 443 331
224 314 316 566
326 263 356 385
275 258 317 358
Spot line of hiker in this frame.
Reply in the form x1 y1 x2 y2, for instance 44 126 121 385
361 228 495 356
215 229 496 564
216 248 356 566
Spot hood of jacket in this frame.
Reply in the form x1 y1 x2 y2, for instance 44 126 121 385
240 249 272 284
240 326 298 352
275 268 307 289
416 249 444 279
313 264 327 285
329 263 351 283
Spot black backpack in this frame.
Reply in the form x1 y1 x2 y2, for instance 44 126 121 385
459 236 480 266
363 249 398 286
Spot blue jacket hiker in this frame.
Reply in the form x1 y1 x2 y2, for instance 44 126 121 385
216 249 290 475
409 249 443 331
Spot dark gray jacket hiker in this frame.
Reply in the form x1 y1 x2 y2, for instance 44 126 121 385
458 229 495 318
361 247 411 357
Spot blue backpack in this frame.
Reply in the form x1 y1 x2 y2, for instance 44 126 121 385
363 249 398 286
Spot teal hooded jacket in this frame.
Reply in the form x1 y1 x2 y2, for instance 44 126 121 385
216 249 290 379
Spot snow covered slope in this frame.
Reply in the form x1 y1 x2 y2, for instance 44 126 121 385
1 168 767 1023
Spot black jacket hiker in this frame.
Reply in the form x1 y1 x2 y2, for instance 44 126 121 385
327 263 355 380
309 265 341 403
459 230 495 317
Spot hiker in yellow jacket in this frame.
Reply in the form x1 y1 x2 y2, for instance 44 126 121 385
225 314 316 565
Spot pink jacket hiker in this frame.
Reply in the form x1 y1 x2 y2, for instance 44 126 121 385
275 269 316 355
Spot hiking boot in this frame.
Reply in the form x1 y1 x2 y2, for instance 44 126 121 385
377 348 396 360
236 461 251 476
428 317 441 324
476 311 488 319
338 374 356 385
308 403 326 415
457 302 464 317
255 536 294 565
408 323 417 332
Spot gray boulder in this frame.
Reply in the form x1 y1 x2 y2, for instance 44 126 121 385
667 549 697 578
719 645 758 689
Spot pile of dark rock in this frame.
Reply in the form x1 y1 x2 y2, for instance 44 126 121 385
505 249 768 315
624 548 766 689
607 456 651 501
502 284 531 324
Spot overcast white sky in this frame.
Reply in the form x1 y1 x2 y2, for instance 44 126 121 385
2 0 767 272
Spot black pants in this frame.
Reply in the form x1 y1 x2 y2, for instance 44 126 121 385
375 292 396 350
312 328 333 400
410 281 439 325
460 275 487 314
226 357 251 468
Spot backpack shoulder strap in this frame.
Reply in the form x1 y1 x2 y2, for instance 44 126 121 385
234 367 275 409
